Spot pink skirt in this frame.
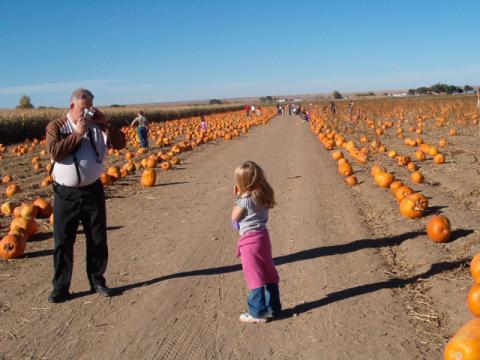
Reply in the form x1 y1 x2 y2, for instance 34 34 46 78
236 230 279 290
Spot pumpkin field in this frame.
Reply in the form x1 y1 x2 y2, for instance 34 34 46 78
0 97 479 359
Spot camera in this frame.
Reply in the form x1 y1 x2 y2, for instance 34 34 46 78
83 107 96 120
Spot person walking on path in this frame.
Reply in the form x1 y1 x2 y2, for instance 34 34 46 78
231 161 281 323
45 88 126 303
131 110 149 148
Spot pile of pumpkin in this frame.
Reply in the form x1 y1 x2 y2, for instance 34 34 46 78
444 253 480 359
0 198 53 259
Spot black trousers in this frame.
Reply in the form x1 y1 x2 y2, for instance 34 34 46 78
52 179 108 291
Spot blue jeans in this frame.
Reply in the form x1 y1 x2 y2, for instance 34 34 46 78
247 283 281 318
137 126 148 148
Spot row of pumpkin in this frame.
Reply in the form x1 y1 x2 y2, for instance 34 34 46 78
0 110 277 259
307 109 480 358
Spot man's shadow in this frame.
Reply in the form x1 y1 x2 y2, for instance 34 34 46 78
277 258 469 319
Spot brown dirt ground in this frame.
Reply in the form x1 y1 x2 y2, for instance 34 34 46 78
0 114 479 359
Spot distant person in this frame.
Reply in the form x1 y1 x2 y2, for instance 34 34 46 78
200 116 207 131
231 161 281 323
330 101 336 116
131 111 149 148
348 100 354 115
244 105 250 117
276 104 282 116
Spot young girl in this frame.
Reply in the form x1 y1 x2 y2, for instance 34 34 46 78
231 161 281 324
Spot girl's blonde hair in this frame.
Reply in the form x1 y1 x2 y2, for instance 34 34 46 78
234 161 275 208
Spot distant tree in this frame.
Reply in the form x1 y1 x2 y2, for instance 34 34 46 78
464 85 474 92
408 89 415 96
332 90 343 99
265 96 273 102
17 95 34 109
110 104 124 108
209 99 222 105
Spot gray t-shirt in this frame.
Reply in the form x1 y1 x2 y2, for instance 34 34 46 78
236 196 269 236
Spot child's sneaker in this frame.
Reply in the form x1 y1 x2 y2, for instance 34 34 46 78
239 312 267 324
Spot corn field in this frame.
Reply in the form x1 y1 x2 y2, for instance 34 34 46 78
0 104 244 144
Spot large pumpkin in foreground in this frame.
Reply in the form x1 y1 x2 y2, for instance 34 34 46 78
426 216 451 243
444 318 480 360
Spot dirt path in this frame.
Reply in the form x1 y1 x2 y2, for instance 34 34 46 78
1 115 444 359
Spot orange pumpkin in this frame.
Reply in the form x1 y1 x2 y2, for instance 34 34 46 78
337 158 348 166
146 156 158 169
407 162 417 172
396 155 411 166
345 176 358 186
170 157 181 165
10 217 38 240
20 204 38 219
411 171 424 184
107 166 121 182
387 150 397 158
395 186 414 203
332 151 343 161
428 146 439 156
40 176 53 187
33 198 53 218
467 284 480 317
1 202 14 216
426 216 451 243
370 165 385 178
374 172 395 188
99 172 111 186
434 154 445 164
5 183 21 197
471 253 480 285
399 197 423 219
160 161 172 171
390 180 404 195
141 168 156 187
408 193 428 211
2 175 12 184
338 162 353 177
0 234 26 260
444 319 480 360
415 150 426 161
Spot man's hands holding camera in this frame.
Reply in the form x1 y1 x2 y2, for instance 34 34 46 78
75 107 110 136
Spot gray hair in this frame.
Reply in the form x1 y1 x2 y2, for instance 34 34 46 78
71 88 94 101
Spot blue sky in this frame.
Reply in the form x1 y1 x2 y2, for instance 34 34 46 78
0 0 478 108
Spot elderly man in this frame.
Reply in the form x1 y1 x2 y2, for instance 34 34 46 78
46 88 126 303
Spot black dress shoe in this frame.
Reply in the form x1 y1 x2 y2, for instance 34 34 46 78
48 289 70 303
91 285 112 297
